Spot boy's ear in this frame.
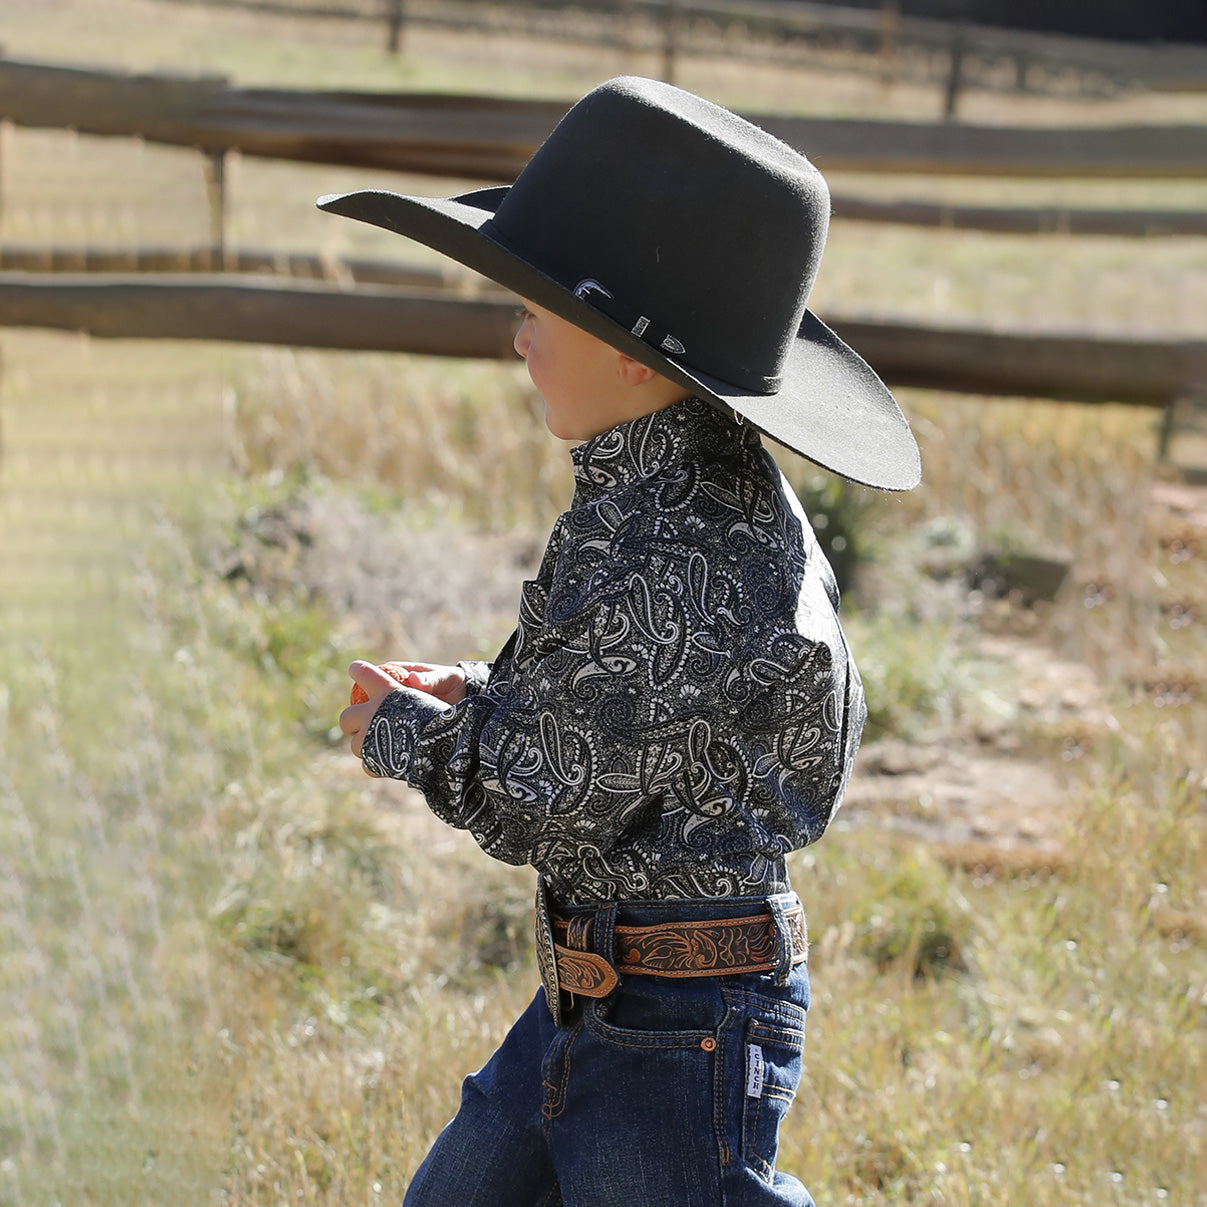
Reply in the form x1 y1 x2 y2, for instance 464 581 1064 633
615 352 661 387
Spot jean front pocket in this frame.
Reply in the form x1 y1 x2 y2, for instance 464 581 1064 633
586 974 725 1049
737 1009 806 1182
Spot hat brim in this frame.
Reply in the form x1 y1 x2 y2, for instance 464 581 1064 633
317 187 921 491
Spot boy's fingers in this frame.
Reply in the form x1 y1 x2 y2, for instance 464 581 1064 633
343 662 413 761
380 660 427 688
383 660 432 677
349 659 408 694
339 700 373 736
339 702 384 767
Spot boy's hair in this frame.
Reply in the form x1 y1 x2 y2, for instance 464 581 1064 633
319 76 919 491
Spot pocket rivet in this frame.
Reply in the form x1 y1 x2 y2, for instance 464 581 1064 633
701 1036 717 1052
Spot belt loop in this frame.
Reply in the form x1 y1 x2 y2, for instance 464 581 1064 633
592 903 619 972
767 892 800 987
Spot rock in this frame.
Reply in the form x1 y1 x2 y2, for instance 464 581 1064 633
858 740 941 777
967 550 1071 606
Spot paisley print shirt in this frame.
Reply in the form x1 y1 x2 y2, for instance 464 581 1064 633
361 397 866 904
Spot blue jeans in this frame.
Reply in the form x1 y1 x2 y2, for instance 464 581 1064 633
404 895 816 1207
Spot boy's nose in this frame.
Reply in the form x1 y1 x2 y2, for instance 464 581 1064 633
513 313 532 359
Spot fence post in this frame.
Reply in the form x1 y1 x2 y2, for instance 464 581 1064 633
662 0 682 85
878 0 899 86
204 149 228 270
943 21 967 121
619 0 637 64
1013 51 1030 93
1159 389 1207 467
1157 397 1178 462
0 120 10 225
386 0 405 56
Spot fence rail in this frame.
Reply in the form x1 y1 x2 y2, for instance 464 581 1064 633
4 58 1207 179
828 198 1207 238
154 0 1207 96
0 244 498 290
2 273 1202 407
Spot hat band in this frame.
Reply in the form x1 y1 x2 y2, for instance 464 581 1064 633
573 279 783 396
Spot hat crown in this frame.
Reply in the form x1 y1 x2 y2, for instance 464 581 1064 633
315 76 920 489
483 77 830 392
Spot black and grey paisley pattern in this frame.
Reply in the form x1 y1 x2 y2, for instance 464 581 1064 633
361 397 866 904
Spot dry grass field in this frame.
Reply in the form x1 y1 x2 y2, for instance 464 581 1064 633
0 1 1205 1203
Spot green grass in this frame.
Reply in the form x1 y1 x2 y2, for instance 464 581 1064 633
3 491 1200 1203
794 719 1204 1205
0 2 1204 1202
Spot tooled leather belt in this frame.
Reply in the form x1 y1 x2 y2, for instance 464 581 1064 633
549 904 808 1000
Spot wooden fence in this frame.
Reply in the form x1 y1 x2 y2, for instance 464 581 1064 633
153 0 1207 98
0 245 490 290
4 58 1207 180
1 56 1204 417
1 274 1202 408
828 198 1207 238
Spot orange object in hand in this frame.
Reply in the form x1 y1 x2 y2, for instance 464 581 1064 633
350 663 413 705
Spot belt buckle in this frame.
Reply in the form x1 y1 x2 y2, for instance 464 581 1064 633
533 875 564 1027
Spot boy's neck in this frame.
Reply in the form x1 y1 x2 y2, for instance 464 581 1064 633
583 379 693 440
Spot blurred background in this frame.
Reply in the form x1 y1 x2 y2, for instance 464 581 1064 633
0 1 1204 1202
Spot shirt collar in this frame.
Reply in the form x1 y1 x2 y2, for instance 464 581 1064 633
570 396 754 502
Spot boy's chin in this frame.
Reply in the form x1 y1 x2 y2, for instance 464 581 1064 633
542 396 631 443
542 409 565 441
542 404 585 443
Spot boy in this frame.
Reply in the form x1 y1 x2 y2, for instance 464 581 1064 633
330 76 919 1206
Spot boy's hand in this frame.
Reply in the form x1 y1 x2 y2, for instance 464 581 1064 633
349 661 415 704
338 660 468 762
340 661 405 761
388 661 468 706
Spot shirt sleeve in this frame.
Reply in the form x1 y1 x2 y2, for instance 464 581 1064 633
360 540 857 901
456 660 493 697
359 594 698 872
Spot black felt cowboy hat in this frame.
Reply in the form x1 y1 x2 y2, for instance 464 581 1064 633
318 76 920 490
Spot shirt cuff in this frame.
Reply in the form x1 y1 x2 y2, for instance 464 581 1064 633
457 659 493 697
360 686 449 781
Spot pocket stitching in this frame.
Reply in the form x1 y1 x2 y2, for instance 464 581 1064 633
585 1000 715 1050
720 985 808 1031
749 1019 805 1048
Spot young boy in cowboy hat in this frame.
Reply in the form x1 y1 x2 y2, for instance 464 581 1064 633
331 76 918 1206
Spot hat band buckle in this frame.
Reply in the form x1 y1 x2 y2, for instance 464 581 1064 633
574 278 687 360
